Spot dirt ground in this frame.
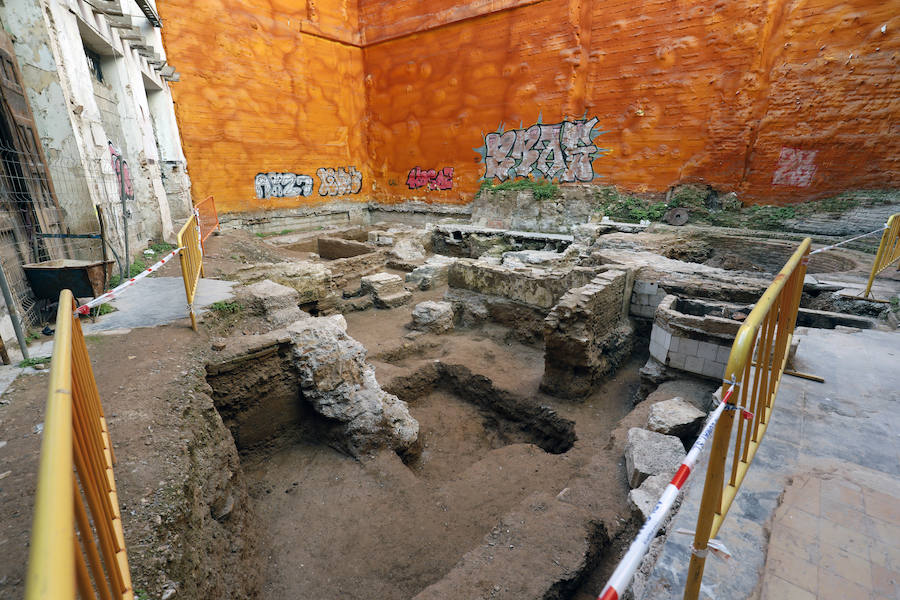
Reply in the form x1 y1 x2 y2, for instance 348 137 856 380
0 323 211 598
1 229 720 600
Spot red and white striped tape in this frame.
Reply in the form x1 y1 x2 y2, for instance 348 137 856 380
596 382 738 600
74 247 183 316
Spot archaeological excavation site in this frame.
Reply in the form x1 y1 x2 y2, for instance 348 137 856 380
1 1 898 599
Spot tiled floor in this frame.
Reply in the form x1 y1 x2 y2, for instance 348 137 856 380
761 466 900 600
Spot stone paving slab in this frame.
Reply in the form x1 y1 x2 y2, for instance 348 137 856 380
636 327 900 599
83 277 236 333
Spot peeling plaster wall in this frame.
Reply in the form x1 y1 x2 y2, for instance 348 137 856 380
160 0 899 214
0 0 191 253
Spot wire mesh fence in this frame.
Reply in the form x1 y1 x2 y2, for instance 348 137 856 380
0 142 127 331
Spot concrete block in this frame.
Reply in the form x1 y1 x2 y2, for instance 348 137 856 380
680 338 699 357
684 355 704 374
669 336 680 353
649 340 667 363
633 280 659 296
716 344 732 363
701 358 725 379
698 341 719 361
668 352 686 370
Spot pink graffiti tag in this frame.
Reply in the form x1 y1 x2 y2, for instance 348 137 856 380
108 142 134 201
772 148 817 187
407 167 454 191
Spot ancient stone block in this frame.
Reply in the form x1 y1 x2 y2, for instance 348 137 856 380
235 261 332 305
540 269 634 398
624 428 686 489
448 258 596 309
647 397 706 441
406 255 455 290
285 318 418 456
410 301 453 333
388 238 426 262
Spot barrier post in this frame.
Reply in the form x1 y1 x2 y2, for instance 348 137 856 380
26 290 134 600
862 213 900 298
25 293 75 599
683 239 810 600
177 210 203 331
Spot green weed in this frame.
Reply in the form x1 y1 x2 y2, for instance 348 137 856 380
91 303 116 317
148 242 175 254
107 259 149 288
19 356 51 368
209 300 243 314
479 178 559 201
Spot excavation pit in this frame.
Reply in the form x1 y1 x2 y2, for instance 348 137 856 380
203 333 590 599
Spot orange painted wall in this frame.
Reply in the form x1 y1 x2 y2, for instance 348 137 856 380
363 0 899 204
160 0 900 213
157 0 369 215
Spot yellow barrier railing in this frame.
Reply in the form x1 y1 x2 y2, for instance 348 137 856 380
177 208 203 331
863 212 900 298
683 238 811 600
195 195 219 253
26 290 133 600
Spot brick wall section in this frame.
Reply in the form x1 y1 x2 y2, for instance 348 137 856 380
541 269 635 398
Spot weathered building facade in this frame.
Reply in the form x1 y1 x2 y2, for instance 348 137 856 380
0 0 190 338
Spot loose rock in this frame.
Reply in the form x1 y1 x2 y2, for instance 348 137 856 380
628 473 670 521
410 301 454 333
624 428 685 489
647 397 706 441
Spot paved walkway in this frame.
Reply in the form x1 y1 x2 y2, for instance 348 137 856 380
0 277 235 396
636 327 900 599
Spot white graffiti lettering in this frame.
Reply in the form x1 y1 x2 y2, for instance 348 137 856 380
255 172 314 199
317 166 363 196
477 117 607 183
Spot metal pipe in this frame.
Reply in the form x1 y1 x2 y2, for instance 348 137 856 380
0 260 29 360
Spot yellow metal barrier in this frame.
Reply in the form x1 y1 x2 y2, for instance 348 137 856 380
26 290 133 600
177 209 203 331
195 195 219 253
683 238 811 600
862 212 900 298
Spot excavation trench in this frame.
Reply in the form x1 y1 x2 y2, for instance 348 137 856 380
205 347 587 599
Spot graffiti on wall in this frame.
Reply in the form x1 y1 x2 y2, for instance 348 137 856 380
476 116 608 183
255 172 315 199
317 166 363 196
406 166 454 190
254 167 362 198
108 141 134 201
772 148 817 187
